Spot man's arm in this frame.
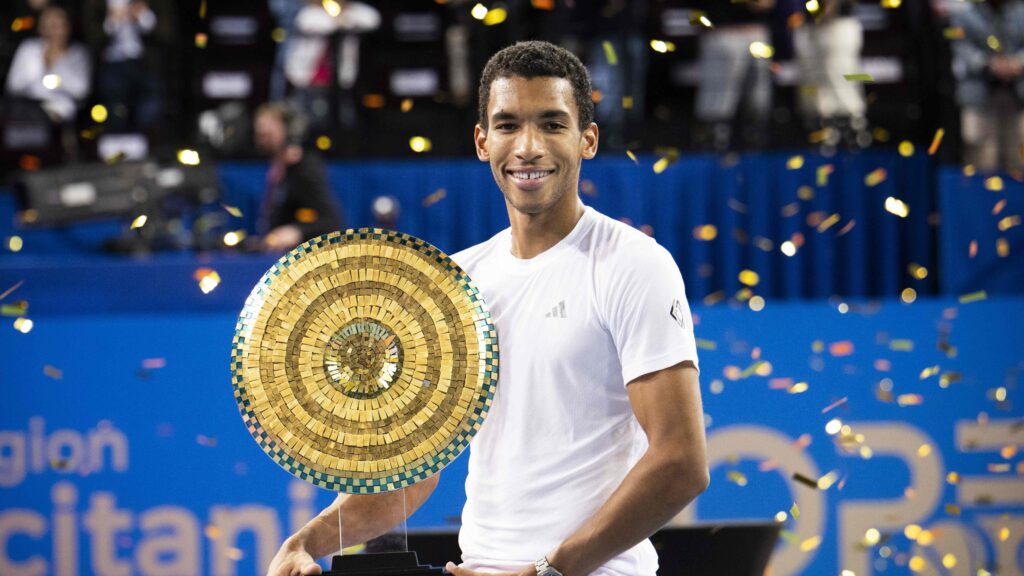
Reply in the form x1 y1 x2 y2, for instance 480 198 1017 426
268 472 440 576
546 361 708 576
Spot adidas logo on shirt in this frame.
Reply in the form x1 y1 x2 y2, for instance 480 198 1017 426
544 300 567 318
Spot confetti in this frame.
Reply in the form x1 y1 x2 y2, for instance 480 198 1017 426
884 197 910 218
362 94 385 108
943 27 965 40
844 73 875 82
790 502 800 519
817 471 839 490
781 241 797 257
420 189 447 208
622 96 633 109
602 41 618 66
817 213 841 233
793 472 818 489
693 225 718 241
738 270 760 287
889 339 914 351
822 397 848 414
649 40 676 54
409 137 432 153
797 186 815 201
928 129 945 156
919 366 940 380
653 150 679 174
130 215 147 229
222 204 243 218
787 155 805 170
196 434 217 447
997 215 1021 231
969 240 978 258
865 168 888 187
13 318 33 333
999 526 1010 541
993 199 1007 215
897 394 923 406
43 365 62 380
194 268 221 294
997 238 1010 257
781 202 800 218
1 301 28 317
727 470 748 486
817 165 834 186
985 177 1004 191
531 0 555 9
690 11 713 28
0 280 24 302
899 141 915 157
959 290 987 304
800 535 822 552
836 219 857 237
400 98 413 113
625 150 638 165
142 358 166 369
829 341 854 357
580 180 597 197
695 339 717 350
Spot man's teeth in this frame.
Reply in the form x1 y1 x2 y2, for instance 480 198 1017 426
512 171 551 180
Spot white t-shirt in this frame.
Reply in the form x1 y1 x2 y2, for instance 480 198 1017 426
451 206 700 576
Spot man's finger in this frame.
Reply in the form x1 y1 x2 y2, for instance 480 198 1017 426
445 561 468 575
300 562 323 575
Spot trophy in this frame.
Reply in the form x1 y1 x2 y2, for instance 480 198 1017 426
230 229 499 575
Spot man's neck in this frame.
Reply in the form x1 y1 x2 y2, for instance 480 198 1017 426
506 195 585 260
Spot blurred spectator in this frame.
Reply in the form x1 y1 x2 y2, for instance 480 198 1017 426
268 0 304 101
793 0 869 149
949 0 1024 172
252 102 343 252
84 0 163 133
4 4 91 123
283 0 380 131
695 0 777 151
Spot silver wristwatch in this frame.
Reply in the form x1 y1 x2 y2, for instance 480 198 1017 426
534 557 564 576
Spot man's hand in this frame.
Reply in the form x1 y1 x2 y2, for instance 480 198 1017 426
443 562 535 576
990 54 1024 81
267 540 322 576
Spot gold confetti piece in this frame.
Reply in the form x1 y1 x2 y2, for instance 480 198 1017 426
43 365 62 380
959 290 987 304
945 503 961 516
727 470 748 486
194 268 221 294
917 530 935 546
194 32 208 48
226 547 243 561
999 526 1010 541
899 141 915 157
409 136 432 153
797 185 815 201
315 135 331 150
890 340 913 352
649 40 676 53
817 165 834 186
531 0 555 9
944 27 965 40
362 94 385 108
928 129 945 156
905 524 923 540
817 471 839 490
400 98 413 113
0 281 24 302
748 42 774 59
800 535 822 552
909 555 927 572
1 301 28 317
822 397 848 414
865 168 888 187
885 197 910 218
222 204 243 218
695 339 717 350
997 238 1010 257
968 239 978 259
844 73 874 82
779 530 798 544
1000 445 1018 459
993 199 1007 215
294 208 319 224
998 215 1021 231
919 366 940 379
693 224 718 241
738 269 760 287
199 0 207 18
826 419 842 435
602 41 618 65
897 394 923 406
790 502 800 519
130 215 147 229
653 155 676 174
987 35 1001 51
780 202 800 218
863 528 881 546
788 382 809 394
787 155 805 170
780 241 797 257
917 444 932 457
739 361 766 378
985 176 1004 191
703 291 725 306
817 213 841 233
625 150 638 165
13 318 33 333
223 230 246 247
622 96 633 109
204 525 220 540
829 341 854 357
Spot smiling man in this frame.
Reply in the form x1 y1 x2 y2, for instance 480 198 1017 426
267 41 708 576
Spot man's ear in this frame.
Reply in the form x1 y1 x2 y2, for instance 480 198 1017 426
474 125 489 162
581 122 599 160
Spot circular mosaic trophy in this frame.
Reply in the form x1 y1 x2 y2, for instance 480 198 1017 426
230 229 498 575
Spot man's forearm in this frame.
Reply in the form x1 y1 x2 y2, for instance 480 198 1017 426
547 451 708 576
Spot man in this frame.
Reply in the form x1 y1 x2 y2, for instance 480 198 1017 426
267 41 707 576
252 101 343 252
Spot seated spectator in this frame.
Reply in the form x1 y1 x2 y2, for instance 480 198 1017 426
950 0 1024 171
252 102 344 252
4 4 91 123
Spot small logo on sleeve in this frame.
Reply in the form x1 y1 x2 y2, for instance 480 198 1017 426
670 299 686 328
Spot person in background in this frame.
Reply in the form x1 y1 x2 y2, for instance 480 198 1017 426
694 0 777 151
793 0 870 150
253 101 343 252
84 0 163 132
4 4 91 123
949 0 1024 172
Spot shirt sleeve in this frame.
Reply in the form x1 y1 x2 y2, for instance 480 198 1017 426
601 241 700 386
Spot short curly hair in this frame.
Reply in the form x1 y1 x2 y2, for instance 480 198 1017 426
478 41 594 132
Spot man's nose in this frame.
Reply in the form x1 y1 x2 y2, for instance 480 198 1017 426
514 125 545 162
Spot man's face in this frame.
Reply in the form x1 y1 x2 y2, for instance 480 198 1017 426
39 8 70 45
475 76 598 216
254 111 287 155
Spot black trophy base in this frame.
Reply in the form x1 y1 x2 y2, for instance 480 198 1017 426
325 551 446 575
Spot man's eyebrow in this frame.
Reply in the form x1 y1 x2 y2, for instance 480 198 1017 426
490 110 572 122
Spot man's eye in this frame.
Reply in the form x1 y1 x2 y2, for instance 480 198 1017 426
546 123 566 130
495 123 516 130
